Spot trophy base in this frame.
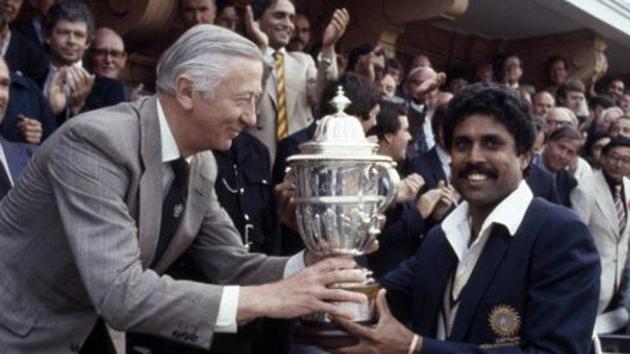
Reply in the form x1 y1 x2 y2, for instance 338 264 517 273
291 319 375 350
290 282 379 350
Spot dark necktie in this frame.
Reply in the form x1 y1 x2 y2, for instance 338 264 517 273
0 161 12 200
615 185 626 234
151 158 189 267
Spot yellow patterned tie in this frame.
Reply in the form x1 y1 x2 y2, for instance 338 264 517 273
274 50 288 140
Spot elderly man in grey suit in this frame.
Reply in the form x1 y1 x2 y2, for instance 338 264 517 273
0 25 367 353
244 0 349 162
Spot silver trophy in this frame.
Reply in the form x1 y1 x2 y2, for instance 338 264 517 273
287 87 400 334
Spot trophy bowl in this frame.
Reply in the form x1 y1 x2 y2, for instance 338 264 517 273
286 87 400 348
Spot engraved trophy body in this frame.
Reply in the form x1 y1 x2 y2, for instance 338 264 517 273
287 88 400 347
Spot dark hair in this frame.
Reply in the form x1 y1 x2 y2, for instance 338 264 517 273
44 1 95 39
0 7 9 29
588 95 615 110
544 55 568 80
347 43 380 73
386 57 402 71
602 137 630 155
531 115 549 143
548 126 582 142
319 73 381 121
556 78 585 101
493 53 520 83
251 0 292 20
443 83 534 155
370 101 407 140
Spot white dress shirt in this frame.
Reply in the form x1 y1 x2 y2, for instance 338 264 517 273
156 99 305 332
437 180 533 339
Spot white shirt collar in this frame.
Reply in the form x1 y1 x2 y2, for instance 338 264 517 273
156 98 181 164
442 180 533 261
436 144 451 164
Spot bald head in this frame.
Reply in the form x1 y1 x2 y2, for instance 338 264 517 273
90 27 127 79
532 91 555 118
404 66 437 100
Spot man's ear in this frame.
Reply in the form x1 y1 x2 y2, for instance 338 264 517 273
383 133 394 145
174 75 195 111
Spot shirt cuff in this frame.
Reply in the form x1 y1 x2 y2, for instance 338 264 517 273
283 250 306 278
215 286 239 333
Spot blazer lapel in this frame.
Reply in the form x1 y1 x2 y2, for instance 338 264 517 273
418 234 458 336
154 154 211 273
449 225 511 341
137 97 163 268
593 171 620 236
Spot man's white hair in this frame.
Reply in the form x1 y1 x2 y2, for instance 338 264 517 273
156 24 263 98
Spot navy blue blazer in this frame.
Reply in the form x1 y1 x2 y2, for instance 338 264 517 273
2 138 36 183
5 31 49 85
5 72 57 143
404 146 447 191
524 164 561 204
272 122 317 185
383 198 600 353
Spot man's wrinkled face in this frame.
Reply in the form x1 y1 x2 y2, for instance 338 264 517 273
543 137 581 172
609 80 625 101
45 20 90 66
562 90 584 114
546 109 576 133
181 0 216 27
90 30 126 79
259 0 295 50
450 114 528 212
609 118 630 139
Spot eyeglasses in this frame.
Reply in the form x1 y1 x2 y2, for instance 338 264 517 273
607 152 630 165
91 48 125 59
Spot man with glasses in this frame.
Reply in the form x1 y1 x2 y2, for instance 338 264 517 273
572 137 630 335
89 27 146 101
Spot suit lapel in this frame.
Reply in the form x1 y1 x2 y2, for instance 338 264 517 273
137 97 163 268
154 154 211 272
284 54 299 130
418 234 458 335
449 225 511 341
593 171 620 236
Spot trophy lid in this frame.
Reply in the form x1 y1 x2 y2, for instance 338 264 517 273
296 86 378 157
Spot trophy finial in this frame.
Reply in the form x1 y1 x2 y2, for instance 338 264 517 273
330 86 351 114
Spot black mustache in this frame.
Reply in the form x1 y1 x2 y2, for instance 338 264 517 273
457 163 498 180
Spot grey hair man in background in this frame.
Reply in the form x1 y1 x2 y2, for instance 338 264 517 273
0 24 365 353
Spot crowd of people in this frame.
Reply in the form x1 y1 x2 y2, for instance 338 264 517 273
0 0 628 353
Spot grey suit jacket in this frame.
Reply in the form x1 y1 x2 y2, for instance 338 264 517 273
571 170 630 314
0 96 287 353
248 51 337 161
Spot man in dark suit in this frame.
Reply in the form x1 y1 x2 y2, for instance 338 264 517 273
0 24 366 353
41 1 125 124
331 84 600 354
0 5 49 85
0 56 37 197
535 126 583 207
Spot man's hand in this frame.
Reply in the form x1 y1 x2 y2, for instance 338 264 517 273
396 173 424 203
321 8 350 58
416 187 442 219
47 66 69 115
244 5 269 52
16 115 43 144
329 289 420 354
430 181 459 221
413 72 446 99
275 180 297 231
238 257 368 324
68 66 95 115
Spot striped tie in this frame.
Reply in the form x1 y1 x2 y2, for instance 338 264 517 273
615 185 626 233
274 50 288 140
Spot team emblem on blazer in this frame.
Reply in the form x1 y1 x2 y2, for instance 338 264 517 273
489 305 521 339
173 203 184 218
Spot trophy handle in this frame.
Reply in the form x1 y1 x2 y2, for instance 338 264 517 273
372 162 400 213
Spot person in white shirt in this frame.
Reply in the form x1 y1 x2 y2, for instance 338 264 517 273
329 83 600 354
